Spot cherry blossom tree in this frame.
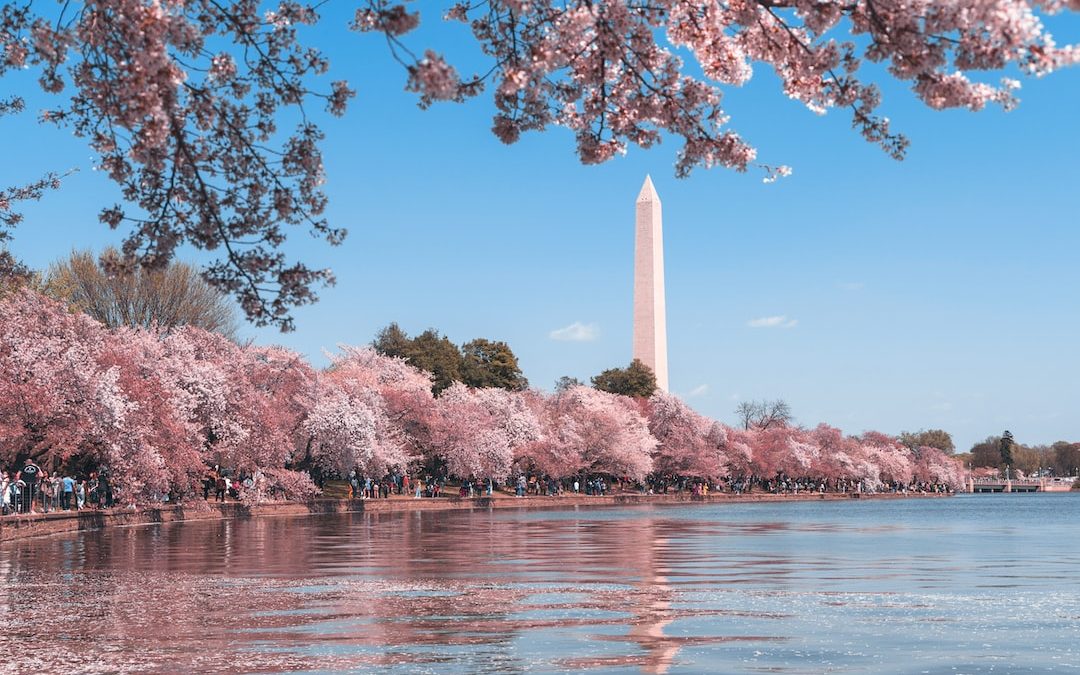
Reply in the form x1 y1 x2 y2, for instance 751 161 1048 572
378 0 1079 177
913 446 965 488
429 383 539 480
0 289 116 467
1 0 352 330
1 172 64 233
300 348 429 478
0 290 206 501
646 390 728 479
747 424 792 478
859 430 915 487
808 423 866 483
0 288 968 500
303 382 402 476
134 326 319 495
3 1 1076 324
326 345 435 414
153 329 260 469
97 327 205 499
237 344 320 471
527 385 655 480
720 425 755 479
120 332 320 500
520 389 587 478
751 425 826 480
320 344 435 464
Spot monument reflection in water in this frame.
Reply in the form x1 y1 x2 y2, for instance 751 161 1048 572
2 495 1079 673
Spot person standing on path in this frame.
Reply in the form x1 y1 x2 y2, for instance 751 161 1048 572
20 458 40 514
100 472 114 508
62 474 75 510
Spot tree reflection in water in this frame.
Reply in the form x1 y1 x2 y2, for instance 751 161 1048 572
0 508 786 672
25 502 1061 672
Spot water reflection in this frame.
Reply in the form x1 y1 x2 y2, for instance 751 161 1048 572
1 495 1079 673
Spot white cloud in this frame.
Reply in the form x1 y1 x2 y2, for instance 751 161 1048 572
747 315 798 329
686 384 709 398
838 281 865 291
549 321 600 342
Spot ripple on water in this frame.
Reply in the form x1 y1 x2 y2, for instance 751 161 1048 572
2 494 1080 673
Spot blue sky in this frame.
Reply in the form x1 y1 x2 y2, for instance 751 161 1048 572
3 8 1079 453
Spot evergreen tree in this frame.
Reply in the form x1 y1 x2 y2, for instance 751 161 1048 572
591 359 657 398
1000 430 1015 468
460 338 528 391
371 322 411 359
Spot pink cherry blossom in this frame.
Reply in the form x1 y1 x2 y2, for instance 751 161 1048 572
0 289 967 501
525 386 655 481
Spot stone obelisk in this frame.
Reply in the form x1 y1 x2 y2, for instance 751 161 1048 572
633 175 669 392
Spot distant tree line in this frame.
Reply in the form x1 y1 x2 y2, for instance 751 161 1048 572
956 433 1080 477
867 427 1079 478
375 323 664 400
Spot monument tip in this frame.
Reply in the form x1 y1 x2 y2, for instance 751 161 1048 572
637 175 659 203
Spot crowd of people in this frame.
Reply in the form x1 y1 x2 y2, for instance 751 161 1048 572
387 471 955 499
1 457 955 519
347 471 415 499
336 469 948 501
723 474 954 496
1 458 115 515
344 472 615 499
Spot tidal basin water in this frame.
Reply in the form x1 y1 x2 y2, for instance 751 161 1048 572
3 495 1079 674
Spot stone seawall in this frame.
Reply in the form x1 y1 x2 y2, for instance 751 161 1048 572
0 491 951 543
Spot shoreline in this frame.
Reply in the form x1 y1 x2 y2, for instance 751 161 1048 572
0 490 951 544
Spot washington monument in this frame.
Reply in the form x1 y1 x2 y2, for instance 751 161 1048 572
633 176 669 392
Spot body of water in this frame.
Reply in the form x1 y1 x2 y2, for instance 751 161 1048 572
2 494 1079 673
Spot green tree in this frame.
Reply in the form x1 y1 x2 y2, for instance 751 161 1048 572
460 338 528 391
1000 430 1015 468
372 322 412 359
591 359 657 398
372 323 530 395
898 429 956 455
371 323 464 394
406 329 463 395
